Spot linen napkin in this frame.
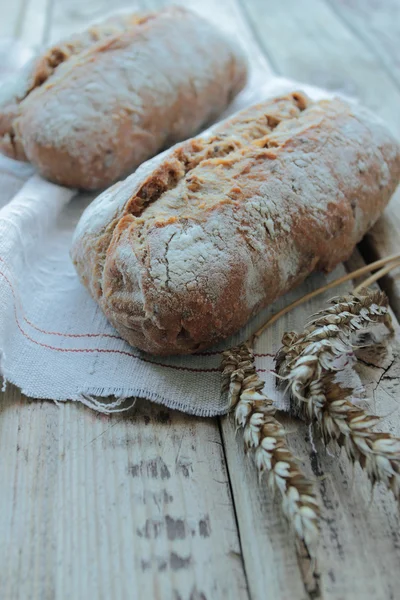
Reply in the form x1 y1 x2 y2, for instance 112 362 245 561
0 45 357 415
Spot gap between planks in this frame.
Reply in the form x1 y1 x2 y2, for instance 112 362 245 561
2 1 400 599
220 1 400 597
0 388 250 600
240 0 400 324
219 248 400 600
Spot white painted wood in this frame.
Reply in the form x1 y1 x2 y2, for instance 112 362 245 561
48 0 142 42
220 410 309 599
221 250 400 600
241 0 400 324
1 0 400 598
326 0 400 88
241 0 400 134
18 0 53 48
0 0 25 37
0 388 249 600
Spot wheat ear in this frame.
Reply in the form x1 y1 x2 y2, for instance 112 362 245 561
222 344 320 552
276 289 400 499
251 253 400 344
220 259 400 554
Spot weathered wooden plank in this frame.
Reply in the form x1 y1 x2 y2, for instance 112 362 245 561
242 0 400 322
0 386 249 600
221 249 400 600
242 0 400 132
0 0 26 37
323 0 400 320
326 0 400 89
18 0 54 48
220 412 310 599
48 0 134 42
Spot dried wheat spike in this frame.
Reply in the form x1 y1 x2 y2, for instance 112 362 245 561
307 289 393 333
305 375 400 499
221 344 320 552
275 331 304 384
278 289 393 394
276 288 400 500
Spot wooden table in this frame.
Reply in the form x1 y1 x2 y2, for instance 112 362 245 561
1 1 400 598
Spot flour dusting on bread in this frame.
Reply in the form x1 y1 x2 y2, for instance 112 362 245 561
72 92 400 355
0 6 247 189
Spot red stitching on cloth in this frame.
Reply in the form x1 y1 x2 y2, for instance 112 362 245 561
0 256 276 360
25 319 120 340
0 267 221 373
198 349 275 358
0 257 121 340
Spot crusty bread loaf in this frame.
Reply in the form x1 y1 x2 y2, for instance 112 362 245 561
0 7 247 189
0 13 143 163
71 92 400 355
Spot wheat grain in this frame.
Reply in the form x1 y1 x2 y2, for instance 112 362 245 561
276 288 400 499
222 344 320 552
251 254 400 343
303 375 400 499
278 290 392 392
306 289 393 333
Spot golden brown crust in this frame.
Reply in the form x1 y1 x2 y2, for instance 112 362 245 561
71 92 400 355
0 13 146 161
0 7 247 189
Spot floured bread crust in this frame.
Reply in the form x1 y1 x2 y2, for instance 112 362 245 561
0 6 247 189
71 92 400 355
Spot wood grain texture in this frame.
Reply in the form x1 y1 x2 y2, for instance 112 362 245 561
221 251 400 600
1 0 400 599
241 0 400 127
0 0 26 37
327 0 400 88
0 387 249 600
241 0 400 321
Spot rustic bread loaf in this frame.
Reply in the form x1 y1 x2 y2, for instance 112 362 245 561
0 12 143 163
0 6 247 189
71 92 400 355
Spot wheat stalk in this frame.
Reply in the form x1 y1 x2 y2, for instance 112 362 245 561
276 288 400 499
312 376 400 499
221 257 400 556
277 290 393 396
251 254 400 344
222 344 320 553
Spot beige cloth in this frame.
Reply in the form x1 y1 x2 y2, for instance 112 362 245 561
0 45 357 415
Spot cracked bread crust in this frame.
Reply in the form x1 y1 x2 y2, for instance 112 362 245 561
71 92 400 355
0 6 247 189
0 12 148 162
